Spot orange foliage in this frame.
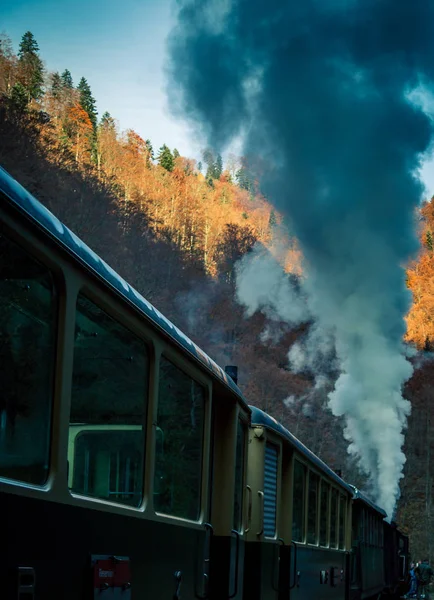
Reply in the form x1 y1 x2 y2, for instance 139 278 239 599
64 102 93 164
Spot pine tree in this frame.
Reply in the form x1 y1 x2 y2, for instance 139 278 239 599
426 230 433 252
203 148 215 178
157 144 174 172
100 111 115 129
173 148 180 159
214 154 223 179
10 82 28 112
77 77 97 129
50 72 62 98
61 69 73 89
269 209 277 229
146 139 154 160
18 31 44 101
197 161 202 173
236 167 253 192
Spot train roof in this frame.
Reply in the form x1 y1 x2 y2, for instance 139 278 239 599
0 166 248 408
349 485 387 517
250 406 354 494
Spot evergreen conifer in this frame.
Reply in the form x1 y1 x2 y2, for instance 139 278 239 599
18 31 44 101
157 145 174 171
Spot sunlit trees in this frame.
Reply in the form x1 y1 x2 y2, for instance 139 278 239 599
64 102 94 164
77 77 97 130
158 144 175 172
0 34 16 96
61 69 73 89
17 31 44 103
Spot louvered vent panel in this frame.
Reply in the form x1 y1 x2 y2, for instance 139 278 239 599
263 443 278 537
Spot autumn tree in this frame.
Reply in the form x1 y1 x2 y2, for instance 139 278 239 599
216 223 257 283
17 31 44 102
427 230 433 252
95 112 118 176
0 34 16 96
63 102 94 164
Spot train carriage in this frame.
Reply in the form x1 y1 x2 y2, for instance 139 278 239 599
349 487 387 599
244 407 354 600
0 165 250 599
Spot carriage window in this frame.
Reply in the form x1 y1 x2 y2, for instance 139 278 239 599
330 488 338 548
263 443 278 537
292 460 306 542
154 357 205 520
339 495 346 549
0 231 56 485
69 295 148 507
320 481 330 546
307 471 319 544
233 419 246 531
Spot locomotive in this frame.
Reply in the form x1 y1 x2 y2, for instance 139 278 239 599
0 165 408 599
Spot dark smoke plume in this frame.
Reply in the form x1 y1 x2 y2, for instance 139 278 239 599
166 0 434 517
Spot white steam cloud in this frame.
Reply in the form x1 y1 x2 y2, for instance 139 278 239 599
235 242 412 517
167 0 434 518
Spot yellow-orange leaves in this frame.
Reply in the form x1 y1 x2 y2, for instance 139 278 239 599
64 102 93 164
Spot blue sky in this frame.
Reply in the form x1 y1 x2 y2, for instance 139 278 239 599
1 0 434 194
0 0 202 159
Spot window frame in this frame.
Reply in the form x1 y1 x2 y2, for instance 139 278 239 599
68 289 151 508
233 414 248 533
291 457 307 544
306 469 320 546
153 346 212 524
319 479 330 548
0 218 62 489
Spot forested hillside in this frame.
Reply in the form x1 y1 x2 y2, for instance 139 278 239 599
2 30 434 559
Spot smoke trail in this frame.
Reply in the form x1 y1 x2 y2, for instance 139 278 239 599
167 0 434 516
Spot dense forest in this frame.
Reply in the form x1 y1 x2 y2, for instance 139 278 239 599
2 31 434 559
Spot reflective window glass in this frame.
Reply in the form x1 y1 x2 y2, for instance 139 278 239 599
233 419 246 531
339 495 346 549
320 481 330 546
69 294 148 507
330 488 338 548
292 461 306 542
307 471 319 544
0 230 56 485
154 357 205 520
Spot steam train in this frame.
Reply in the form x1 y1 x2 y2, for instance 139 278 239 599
0 164 409 599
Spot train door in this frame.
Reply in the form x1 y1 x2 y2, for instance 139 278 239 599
209 395 249 600
243 426 282 600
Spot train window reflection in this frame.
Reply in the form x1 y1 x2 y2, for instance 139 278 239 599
307 471 319 544
154 357 205 521
339 495 346 549
0 230 56 485
233 419 246 532
320 481 330 546
292 460 306 542
330 488 338 548
69 294 148 507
